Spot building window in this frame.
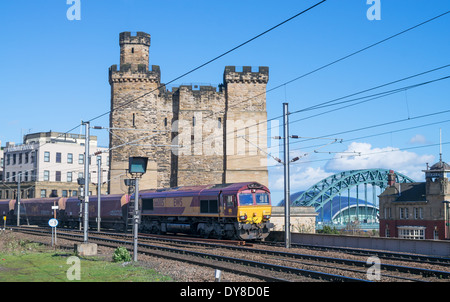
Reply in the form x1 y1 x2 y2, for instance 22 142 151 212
56 152 62 163
44 170 50 181
44 151 50 162
68 153 73 164
79 154 84 164
384 207 390 219
13 154 16 165
12 172 15 182
62 190 68 197
55 171 61 182
6 154 10 165
40 189 46 198
67 172 73 182
400 207 408 219
413 208 423 219
18 153 22 164
218 117 222 128
398 227 425 240
24 171 28 182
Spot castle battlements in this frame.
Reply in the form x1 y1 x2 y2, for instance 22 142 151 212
109 64 161 84
119 31 151 47
224 66 269 84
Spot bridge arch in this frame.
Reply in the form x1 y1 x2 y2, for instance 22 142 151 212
290 169 415 225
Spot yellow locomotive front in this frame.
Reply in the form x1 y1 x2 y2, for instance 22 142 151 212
236 184 274 240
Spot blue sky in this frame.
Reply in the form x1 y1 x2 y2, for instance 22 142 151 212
1 1 449 202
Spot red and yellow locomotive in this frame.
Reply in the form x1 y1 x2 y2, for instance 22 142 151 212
138 182 273 240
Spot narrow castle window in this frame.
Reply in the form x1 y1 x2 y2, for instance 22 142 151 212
218 117 222 129
164 118 168 127
132 113 136 127
131 47 134 54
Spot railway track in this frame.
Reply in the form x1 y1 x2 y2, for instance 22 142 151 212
8 226 450 282
278 242 450 267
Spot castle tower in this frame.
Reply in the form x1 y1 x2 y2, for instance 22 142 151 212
119 32 150 71
108 32 172 194
223 66 269 187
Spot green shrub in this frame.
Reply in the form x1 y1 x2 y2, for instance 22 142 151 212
112 246 131 262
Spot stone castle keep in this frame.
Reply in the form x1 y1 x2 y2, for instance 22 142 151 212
108 32 269 194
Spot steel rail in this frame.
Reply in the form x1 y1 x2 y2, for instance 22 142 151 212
10 227 370 282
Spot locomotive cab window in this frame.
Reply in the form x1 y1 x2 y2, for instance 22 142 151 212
239 193 253 205
142 198 154 211
255 193 270 205
200 199 218 213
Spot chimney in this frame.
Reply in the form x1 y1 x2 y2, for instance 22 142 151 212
388 170 396 186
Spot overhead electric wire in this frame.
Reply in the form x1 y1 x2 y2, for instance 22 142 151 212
84 0 327 124
289 118 450 153
31 1 328 152
268 73 450 149
38 8 450 152
203 69 450 153
290 141 450 167
266 10 450 98
204 10 450 120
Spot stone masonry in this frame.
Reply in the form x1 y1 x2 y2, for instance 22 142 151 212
108 32 269 193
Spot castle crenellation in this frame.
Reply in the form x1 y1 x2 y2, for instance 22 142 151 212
108 31 269 193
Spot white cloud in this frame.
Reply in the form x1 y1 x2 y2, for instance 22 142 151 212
409 134 427 145
270 165 333 192
324 142 434 181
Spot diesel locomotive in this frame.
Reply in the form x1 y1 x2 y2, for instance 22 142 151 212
0 182 273 240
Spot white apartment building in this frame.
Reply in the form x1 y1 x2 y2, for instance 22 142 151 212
0 131 108 199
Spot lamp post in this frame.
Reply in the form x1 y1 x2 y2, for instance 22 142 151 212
128 156 148 262
82 121 90 243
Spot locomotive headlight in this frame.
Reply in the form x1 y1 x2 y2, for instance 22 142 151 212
239 214 247 221
263 215 271 220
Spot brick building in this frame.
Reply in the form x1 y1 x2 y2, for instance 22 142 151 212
108 32 269 194
379 160 450 240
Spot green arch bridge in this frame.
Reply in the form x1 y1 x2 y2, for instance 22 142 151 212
290 168 415 228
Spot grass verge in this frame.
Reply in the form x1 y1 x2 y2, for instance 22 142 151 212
0 231 173 282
